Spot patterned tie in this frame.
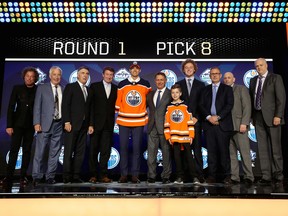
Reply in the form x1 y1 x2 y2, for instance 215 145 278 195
211 84 217 115
255 76 263 110
156 90 162 108
187 78 192 95
54 85 59 119
82 84 87 101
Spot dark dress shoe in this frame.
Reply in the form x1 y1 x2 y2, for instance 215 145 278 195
33 178 41 186
162 178 171 184
101 176 112 183
118 176 128 183
47 178 56 184
198 176 206 184
274 179 284 185
223 177 232 184
244 179 253 185
63 178 72 184
72 178 84 183
257 179 271 185
231 179 240 184
0 177 12 186
147 178 155 183
206 176 216 183
20 177 29 186
89 177 97 184
131 176 141 184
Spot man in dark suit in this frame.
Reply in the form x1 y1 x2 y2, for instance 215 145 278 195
199 66 234 184
62 66 94 183
249 58 286 185
146 72 172 184
88 66 117 183
32 66 63 185
0 66 38 187
223 72 254 185
176 59 205 183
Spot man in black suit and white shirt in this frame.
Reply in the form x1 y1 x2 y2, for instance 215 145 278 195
249 58 286 185
89 66 118 183
176 59 206 183
62 66 94 183
199 66 234 184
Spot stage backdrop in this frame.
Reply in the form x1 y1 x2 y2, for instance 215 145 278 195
0 23 286 177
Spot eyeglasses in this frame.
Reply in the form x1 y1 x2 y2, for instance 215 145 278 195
210 73 221 75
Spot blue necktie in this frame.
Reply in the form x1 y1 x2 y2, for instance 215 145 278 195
187 78 192 96
156 90 162 108
211 85 217 115
255 76 263 110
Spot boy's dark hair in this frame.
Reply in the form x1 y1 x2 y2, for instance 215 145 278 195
171 83 182 92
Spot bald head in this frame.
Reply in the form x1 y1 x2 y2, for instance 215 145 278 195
223 72 235 86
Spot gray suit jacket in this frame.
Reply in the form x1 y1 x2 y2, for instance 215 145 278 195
231 84 251 131
146 88 171 134
33 82 63 132
249 73 286 126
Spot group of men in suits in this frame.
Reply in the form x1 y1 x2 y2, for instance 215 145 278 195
0 57 286 186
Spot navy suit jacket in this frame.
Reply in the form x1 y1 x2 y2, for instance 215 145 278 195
90 81 118 131
62 81 94 130
199 83 234 131
176 78 205 123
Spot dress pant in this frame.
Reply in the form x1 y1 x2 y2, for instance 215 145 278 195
254 110 284 181
32 120 62 180
147 126 172 180
119 125 143 177
63 123 87 180
89 129 113 178
205 125 231 180
6 126 34 179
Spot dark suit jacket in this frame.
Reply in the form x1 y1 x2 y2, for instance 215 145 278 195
249 73 286 126
176 78 205 124
7 84 37 128
90 81 118 131
199 83 234 131
62 81 94 130
146 88 171 134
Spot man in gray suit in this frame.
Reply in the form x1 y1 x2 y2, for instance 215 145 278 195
32 66 63 185
223 72 254 185
249 58 286 185
146 72 172 184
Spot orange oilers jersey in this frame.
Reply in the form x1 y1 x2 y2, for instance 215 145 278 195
164 101 195 144
115 78 152 127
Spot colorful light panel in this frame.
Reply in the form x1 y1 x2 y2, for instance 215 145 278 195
0 1 288 23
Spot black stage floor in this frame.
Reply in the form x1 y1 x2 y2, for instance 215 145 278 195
1 178 288 199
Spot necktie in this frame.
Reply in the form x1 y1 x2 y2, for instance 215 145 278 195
156 90 162 108
187 78 192 95
211 85 217 115
54 85 59 119
255 76 263 110
105 83 111 98
82 84 87 101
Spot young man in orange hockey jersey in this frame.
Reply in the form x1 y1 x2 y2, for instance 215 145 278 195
115 62 152 183
164 84 199 184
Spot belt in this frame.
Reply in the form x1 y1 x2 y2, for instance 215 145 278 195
53 118 62 122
